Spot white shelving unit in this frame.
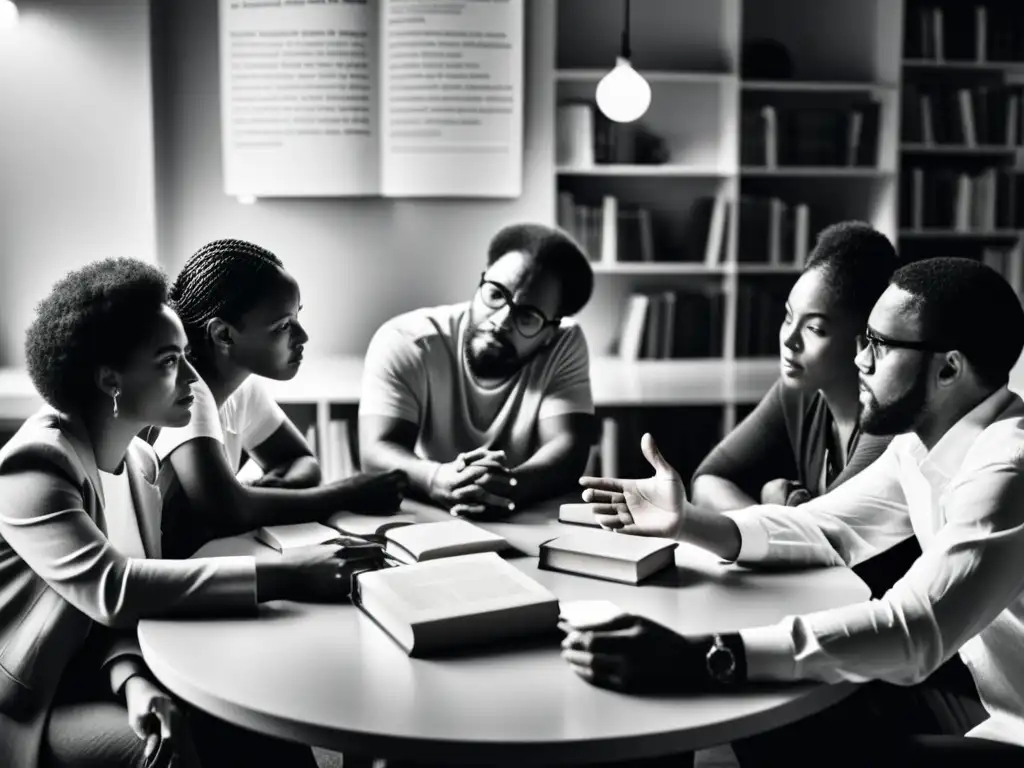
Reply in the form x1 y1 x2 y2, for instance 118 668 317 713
554 0 904 438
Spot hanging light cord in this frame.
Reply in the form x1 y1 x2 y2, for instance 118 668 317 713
620 0 631 60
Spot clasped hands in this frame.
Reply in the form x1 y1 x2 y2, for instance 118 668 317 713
562 432 707 693
430 446 519 518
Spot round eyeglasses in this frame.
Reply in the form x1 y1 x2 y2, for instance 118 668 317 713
477 274 559 338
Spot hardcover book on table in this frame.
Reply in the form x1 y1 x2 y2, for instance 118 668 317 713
539 528 678 585
352 552 559 656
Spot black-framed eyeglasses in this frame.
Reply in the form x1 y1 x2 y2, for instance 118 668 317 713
477 273 559 338
856 326 947 360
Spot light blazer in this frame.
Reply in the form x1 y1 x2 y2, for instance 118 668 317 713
0 407 258 768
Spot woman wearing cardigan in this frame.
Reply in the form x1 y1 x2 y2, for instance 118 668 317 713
0 258 381 767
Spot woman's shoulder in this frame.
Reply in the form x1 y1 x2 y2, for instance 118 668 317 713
0 407 89 485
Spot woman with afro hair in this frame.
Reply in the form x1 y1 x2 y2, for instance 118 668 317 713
0 258 381 767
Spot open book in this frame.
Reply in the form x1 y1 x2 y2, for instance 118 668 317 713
353 552 559 656
383 519 508 564
219 0 524 198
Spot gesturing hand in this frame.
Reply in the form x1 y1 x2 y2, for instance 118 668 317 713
125 675 183 763
430 447 517 517
560 613 705 693
579 433 686 539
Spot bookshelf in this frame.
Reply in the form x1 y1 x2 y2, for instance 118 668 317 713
553 0 903 476
899 0 1024 291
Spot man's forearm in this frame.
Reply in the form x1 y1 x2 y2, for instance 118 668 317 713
361 440 439 500
678 500 743 562
512 436 590 505
254 455 322 489
690 475 758 512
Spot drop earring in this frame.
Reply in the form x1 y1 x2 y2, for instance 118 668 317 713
111 388 120 419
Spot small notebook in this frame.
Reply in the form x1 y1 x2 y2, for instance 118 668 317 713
254 522 344 552
539 528 677 585
558 503 601 528
383 519 508 564
353 552 559 656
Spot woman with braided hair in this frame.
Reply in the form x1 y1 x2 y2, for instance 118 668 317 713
153 238 406 558
0 257 383 767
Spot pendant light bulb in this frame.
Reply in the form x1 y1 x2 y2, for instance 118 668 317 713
596 57 651 123
0 0 19 30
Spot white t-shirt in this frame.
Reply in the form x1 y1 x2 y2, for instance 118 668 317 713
152 376 286 471
99 465 146 558
359 302 594 467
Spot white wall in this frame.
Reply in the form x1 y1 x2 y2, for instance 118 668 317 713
0 0 157 365
152 0 556 359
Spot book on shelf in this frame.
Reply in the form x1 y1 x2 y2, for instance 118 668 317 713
557 102 595 167
324 419 356 483
616 287 725 361
902 83 1023 147
900 166 1021 231
538 528 678 585
352 552 560 657
735 280 796 358
382 519 509 564
737 195 813 267
684 194 731 267
982 245 1024 295
904 1 1024 63
557 192 655 263
555 101 668 167
741 102 880 168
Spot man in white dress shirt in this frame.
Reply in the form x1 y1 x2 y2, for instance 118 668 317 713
563 257 1024 765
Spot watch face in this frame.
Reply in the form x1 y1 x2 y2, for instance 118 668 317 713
707 641 736 682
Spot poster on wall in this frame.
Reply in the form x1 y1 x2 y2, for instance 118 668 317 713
219 0 524 198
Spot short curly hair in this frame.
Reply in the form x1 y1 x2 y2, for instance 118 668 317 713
168 239 285 363
25 258 170 413
805 221 901 324
890 256 1024 388
487 223 593 317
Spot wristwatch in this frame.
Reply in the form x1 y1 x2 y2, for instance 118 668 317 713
705 634 738 685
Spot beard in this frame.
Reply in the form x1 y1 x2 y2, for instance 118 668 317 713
859 361 930 436
464 327 522 380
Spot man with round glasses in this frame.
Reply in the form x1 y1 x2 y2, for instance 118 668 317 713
563 257 1024 765
359 223 595 517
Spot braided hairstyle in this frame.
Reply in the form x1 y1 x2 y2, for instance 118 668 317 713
169 239 285 368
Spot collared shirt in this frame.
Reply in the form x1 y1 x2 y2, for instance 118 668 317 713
725 387 1024 746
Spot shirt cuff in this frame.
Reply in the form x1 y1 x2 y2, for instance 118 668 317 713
722 509 770 562
192 555 258 607
739 623 798 681
108 657 147 697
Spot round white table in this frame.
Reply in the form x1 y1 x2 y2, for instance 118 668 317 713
138 502 869 765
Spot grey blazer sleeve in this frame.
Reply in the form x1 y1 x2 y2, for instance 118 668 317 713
0 444 257 630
